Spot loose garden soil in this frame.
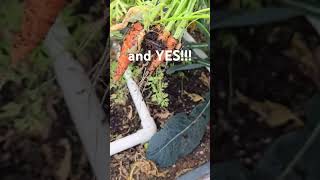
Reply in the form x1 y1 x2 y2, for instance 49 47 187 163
0 94 94 180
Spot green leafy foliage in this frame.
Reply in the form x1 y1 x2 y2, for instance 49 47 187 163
0 47 54 136
62 0 104 56
110 0 130 23
146 94 210 167
214 8 302 30
1 0 54 135
213 0 320 30
2 88 51 136
147 69 169 108
110 61 128 105
110 0 210 40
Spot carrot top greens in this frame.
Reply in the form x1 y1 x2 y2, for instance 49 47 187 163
110 0 210 40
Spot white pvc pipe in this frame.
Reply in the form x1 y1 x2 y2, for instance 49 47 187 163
44 18 107 180
183 32 210 72
110 70 157 156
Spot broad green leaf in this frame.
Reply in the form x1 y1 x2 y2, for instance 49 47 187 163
146 94 210 167
213 8 302 29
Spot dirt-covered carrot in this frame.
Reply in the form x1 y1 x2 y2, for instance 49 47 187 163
11 0 67 64
147 35 177 73
111 0 209 75
148 0 194 73
114 22 145 81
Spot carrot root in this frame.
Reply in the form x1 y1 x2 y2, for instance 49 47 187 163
148 35 177 74
11 0 67 64
114 22 145 81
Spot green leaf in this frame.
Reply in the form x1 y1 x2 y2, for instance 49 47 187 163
185 43 208 49
146 95 210 167
213 8 302 29
196 20 210 40
166 63 206 74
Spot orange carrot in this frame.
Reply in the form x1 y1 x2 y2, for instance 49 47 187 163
166 36 178 49
114 22 145 81
148 35 177 73
157 31 171 42
11 0 67 64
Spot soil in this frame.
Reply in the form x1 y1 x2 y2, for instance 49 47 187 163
165 69 209 113
213 16 319 169
141 26 166 55
0 96 94 180
110 96 141 140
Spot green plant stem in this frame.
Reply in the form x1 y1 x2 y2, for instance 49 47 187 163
163 0 179 19
196 20 210 39
143 3 165 29
173 0 197 40
164 0 189 33
159 14 210 23
191 8 210 15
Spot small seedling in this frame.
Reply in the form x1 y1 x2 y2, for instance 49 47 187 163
147 69 169 108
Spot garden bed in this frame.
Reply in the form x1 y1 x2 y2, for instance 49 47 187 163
109 67 210 179
110 96 140 141
108 1 211 179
